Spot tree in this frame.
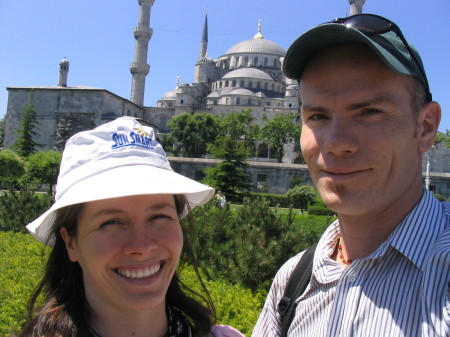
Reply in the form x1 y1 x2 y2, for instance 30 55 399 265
202 110 258 200
285 184 318 213
260 112 301 163
435 130 450 148
13 91 41 157
0 117 5 148
0 149 26 187
164 112 220 157
25 151 62 195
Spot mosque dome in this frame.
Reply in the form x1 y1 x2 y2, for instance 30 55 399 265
225 38 285 56
160 89 177 100
228 88 255 96
222 68 273 81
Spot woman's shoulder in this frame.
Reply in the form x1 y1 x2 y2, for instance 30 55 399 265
210 324 246 337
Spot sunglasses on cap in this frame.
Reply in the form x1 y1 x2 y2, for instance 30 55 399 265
328 14 432 102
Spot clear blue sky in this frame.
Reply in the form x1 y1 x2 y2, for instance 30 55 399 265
1 0 449 131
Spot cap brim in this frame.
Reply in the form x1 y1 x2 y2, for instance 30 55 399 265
26 165 214 245
283 23 413 81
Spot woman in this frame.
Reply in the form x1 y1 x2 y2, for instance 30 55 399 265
20 117 244 337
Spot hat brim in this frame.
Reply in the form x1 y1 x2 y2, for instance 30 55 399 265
26 164 214 245
283 23 414 81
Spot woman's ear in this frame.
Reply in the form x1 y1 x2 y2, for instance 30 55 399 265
60 227 79 262
417 101 441 153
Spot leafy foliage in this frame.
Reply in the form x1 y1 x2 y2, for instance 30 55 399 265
435 129 450 148
193 197 327 291
203 110 258 200
13 92 41 157
260 112 301 163
164 113 220 157
0 149 26 186
25 151 62 195
285 184 318 213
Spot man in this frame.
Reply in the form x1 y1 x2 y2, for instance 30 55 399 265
252 14 449 337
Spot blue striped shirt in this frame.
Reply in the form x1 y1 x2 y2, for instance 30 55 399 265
252 190 450 337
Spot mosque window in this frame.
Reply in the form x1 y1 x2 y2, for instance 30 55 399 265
232 80 236 87
240 80 244 87
219 82 223 88
225 80 229 87
271 83 275 91
257 82 261 89
264 57 268 66
264 82 268 90
254 56 258 66
245 56 249 66
248 98 252 105
266 101 270 106
274 59 277 68
289 103 292 108
249 81 253 88
180 100 184 104
257 143 269 158
236 97 241 105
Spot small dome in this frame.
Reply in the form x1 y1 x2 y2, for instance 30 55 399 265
160 89 177 100
197 56 215 65
225 38 285 56
59 57 69 65
222 68 273 81
179 82 190 87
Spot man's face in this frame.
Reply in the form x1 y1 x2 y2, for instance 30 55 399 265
299 45 425 218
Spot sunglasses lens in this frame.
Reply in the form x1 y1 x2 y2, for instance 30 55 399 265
344 15 391 34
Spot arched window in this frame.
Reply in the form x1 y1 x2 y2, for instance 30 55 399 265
225 80 229 87
232 80 236 87
271 83 275 91
245 56 249 66
240 80 245 87
236 97 241 105
264 57 268 66
273 58 277 68
264 82 268 90
249 81 253 88
248 98 252 105
257 82 261 89
257 143 269 158
254 56 259 66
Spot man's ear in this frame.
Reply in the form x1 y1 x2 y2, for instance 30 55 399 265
417 101 441 153
60 227 78 263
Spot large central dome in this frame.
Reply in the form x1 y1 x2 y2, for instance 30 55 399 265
225 38 286 56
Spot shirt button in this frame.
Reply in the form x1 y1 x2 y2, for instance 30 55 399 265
348 273 357 282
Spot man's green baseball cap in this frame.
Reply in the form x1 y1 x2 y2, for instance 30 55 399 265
283 14 432 101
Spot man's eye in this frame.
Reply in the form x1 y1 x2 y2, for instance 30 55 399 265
310 114 328 121
362 108 382 115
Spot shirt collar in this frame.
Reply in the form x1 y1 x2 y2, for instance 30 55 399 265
375 189 446 270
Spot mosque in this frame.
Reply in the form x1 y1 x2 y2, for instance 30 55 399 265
3 0 449 196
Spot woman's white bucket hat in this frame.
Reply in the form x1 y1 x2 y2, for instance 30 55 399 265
26 116 215 245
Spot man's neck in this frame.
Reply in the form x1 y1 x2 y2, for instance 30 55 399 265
337 189 424 262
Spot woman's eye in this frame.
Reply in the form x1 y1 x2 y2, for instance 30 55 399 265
100 219 123 227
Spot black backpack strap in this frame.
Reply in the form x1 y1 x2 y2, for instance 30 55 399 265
277 244 317 337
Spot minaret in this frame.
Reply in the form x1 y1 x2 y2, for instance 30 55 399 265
348 0 366 15
199 9 208 59
58 57 69 87
130 0 155 107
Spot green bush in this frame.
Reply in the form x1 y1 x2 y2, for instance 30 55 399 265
180 265 265 336
247 192 290 207
193 197 319 291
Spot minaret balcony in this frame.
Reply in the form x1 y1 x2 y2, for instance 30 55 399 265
130 62 150 75
134 25 153 40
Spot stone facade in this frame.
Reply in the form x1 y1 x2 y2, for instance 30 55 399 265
4 87 146 149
